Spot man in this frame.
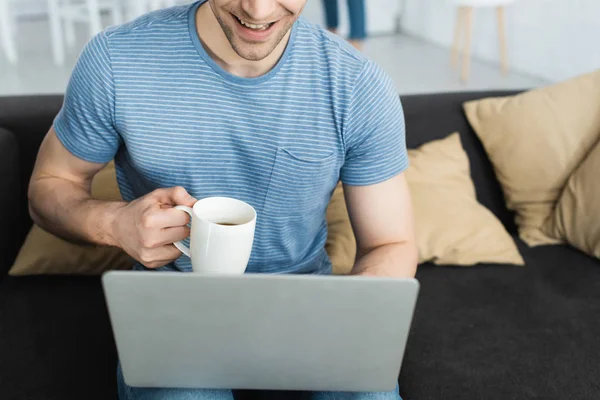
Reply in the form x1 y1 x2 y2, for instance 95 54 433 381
28 0 417 399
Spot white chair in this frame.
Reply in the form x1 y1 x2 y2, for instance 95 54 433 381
0 0 17 63
47 0 124 66
450 0 516 82
125 0 181 20
148 0 178 11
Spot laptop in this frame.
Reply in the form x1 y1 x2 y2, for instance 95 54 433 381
102 271 419 392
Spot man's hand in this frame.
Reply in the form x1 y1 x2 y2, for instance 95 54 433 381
28 128 197 270
110 187 197 269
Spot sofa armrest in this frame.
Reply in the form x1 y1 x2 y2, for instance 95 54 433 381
0 128 20 280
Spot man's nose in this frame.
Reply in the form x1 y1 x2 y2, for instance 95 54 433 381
241 0 278 22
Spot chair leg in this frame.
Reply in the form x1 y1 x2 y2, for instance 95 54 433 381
64 0 76 50
461 6 473 83
47 0 65 66
0 0 18 63
149 0 163 11
111 0 124 26
497 6 508 75
126 0 147 21
451 6 464 68
65 22 76 48
87 0 102 36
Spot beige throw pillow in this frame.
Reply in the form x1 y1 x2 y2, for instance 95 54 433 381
326 183 356 275
407 133 524 266
544 139 600 259
463 69 600 246
9 162 134 276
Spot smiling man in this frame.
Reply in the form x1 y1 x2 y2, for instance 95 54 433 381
27 0 417 399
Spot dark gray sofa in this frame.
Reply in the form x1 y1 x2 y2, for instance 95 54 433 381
1 92 599 400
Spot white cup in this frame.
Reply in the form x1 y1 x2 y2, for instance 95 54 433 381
173 197 256 274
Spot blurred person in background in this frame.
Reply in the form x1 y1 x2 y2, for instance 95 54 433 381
322 0 367 50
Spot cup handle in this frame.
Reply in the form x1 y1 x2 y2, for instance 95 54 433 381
173 205 193 258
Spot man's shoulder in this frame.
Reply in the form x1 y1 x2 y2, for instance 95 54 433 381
292 19 395 106
294 18 368 72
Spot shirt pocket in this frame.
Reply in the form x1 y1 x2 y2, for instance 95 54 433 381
262 147 338 219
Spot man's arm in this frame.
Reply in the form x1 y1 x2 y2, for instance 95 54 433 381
29 128 121 245
28 128 196 269
343 173 417 278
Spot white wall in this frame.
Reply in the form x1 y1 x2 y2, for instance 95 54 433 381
302 0 402 36
400 0 600 82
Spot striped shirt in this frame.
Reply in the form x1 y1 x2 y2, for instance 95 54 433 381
54 0 409 275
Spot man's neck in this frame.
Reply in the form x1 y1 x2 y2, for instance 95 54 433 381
195 2 290 78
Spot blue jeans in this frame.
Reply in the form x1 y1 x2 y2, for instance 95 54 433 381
322 0 367 40
117 364 401 400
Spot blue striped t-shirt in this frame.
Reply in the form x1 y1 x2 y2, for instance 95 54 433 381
54 0 409 275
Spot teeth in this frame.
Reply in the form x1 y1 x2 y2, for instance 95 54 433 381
238 17 271 30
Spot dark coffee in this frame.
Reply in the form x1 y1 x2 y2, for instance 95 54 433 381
216 222 239 226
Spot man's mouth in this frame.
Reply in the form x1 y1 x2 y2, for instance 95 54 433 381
232 14 276 31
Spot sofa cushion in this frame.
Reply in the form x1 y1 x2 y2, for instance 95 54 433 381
325 130 526 274
406 133 523 266
401 91 520 234
0 128 20 280
325 183 356 275
9 162 135 276
1 245 599 400
544 138 600 259
0 95 64 267
400 241 600 400
0 276 118 400
463 69 600 246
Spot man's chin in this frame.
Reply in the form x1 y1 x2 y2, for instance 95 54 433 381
231 43 275 62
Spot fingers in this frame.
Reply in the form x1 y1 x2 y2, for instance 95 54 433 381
141 207 191 229
129 186 196 269
139 245 184 269
156 226 190 247
150 186 197 208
